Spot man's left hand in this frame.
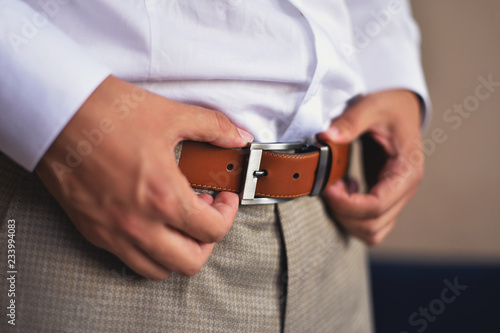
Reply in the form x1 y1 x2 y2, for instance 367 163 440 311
318 90 424 245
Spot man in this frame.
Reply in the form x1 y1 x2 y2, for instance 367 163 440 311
0 0 428 331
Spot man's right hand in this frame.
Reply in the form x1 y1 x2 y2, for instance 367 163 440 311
35 76 254 281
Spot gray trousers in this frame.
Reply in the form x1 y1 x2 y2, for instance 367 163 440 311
0 152 372 332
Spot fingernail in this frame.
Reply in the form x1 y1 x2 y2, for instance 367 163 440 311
237 128 254 142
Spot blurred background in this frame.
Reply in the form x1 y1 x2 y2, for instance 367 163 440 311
366 1 500 332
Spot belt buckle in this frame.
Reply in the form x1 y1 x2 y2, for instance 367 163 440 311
239 141 330 205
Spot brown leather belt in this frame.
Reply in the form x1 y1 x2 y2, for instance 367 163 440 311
178 140 350 205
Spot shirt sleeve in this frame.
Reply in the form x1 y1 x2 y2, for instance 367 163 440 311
0 0 111 171
345 0 431 130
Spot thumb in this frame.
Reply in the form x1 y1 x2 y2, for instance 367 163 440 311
178 106 253 148
318 96 381 144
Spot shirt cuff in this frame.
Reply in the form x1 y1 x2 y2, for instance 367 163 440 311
0 1 112 171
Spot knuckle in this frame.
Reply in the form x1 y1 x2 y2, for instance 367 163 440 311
115 215 142 240
155 191 182 221
186 107 240 144
212 111 234 135
181 196 208 222
164 202 182 224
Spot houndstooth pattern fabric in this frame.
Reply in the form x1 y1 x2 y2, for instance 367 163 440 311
0 151 372 332
278 198 372 333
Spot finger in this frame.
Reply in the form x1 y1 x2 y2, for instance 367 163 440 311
364 219 396 246
178 188 239 243
319 90 421 145
110 238 173 281
323 180 386 219
318 96 385 144
322 155 421 219
124 216 216 276
175 105 253 148
149 168 238 243
333 188 415 244
345 177 359 194
210 191 240 226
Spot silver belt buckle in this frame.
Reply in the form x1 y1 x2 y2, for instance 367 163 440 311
239 141 330 205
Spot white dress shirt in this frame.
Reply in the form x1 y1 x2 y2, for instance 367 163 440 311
0 0 429 171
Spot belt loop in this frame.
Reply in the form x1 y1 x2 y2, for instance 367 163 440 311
320 140 351 189
309 142 330 196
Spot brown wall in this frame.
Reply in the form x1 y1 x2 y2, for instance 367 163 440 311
369 0 500 262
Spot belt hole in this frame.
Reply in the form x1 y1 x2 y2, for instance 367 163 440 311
226 163 234 171
293 173 300 180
